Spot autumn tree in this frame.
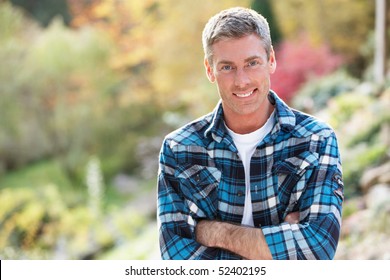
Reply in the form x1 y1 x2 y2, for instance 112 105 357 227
67 0 251 116
271 0 374 70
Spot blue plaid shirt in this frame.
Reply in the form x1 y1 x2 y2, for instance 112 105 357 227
157 91 343 260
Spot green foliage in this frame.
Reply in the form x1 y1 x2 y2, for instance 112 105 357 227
272 0 374 62
340 95 389 196
293 68 389 198
293 70 359 115
328 93 373 129
10 0 71 27
347 114 390 147
341 199 360 219
0 3 178 259
0 1 25 41
1 0 387 260
0 160 74 193
0 3 115 175
0 3 170 185
0 185 65 257
0 182 148 259
342 144 388 197
251 0 282 45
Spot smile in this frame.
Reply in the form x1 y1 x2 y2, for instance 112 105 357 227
234 89 255 98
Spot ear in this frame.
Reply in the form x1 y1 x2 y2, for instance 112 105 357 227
268 47 276 74
204 58 216 83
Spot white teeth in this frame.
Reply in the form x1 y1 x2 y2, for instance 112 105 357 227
235 90 254 98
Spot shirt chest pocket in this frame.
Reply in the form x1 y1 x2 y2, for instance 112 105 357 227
272 151 319 215
175 164 221 219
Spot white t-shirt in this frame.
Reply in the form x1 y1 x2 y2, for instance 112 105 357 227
225 111 275 227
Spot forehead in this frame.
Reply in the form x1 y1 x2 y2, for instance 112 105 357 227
211 34 267 64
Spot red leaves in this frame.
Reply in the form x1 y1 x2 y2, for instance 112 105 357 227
271 34 343 103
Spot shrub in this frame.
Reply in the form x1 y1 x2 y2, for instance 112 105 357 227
271 34 344 103
327 88 390 197
0 3 170 185
0 183 146 259
292 70 359 114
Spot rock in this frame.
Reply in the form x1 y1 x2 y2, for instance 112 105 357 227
136 137 163 180
365 184 390 210
112 174 140 194
360 161 390 192
379 122 390 148
129 191 157 216
340 209 369 238
336 181 390 259
379 171 390 185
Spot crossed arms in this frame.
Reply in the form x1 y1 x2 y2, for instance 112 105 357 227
195 212 299 259
158 133 343 260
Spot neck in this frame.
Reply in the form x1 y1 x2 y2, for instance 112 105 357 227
224 102 274 134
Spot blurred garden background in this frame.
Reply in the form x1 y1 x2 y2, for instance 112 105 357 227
0 0 389 260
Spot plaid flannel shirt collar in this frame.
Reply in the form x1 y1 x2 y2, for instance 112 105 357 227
204 90 296 142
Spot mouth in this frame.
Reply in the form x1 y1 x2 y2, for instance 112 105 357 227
234 89 256 98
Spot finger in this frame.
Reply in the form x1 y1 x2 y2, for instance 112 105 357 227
284 211 300 224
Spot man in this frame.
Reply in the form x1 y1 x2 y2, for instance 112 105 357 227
157 7 343 260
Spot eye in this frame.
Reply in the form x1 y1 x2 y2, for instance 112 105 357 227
221 65 233 71
247 60 259 67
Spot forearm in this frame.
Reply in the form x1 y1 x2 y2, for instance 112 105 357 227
195 220 272 260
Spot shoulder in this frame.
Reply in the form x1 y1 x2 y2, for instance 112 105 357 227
271 91 335 140
292 109 336 139
163 112 214 148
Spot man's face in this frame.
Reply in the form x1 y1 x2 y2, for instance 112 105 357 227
205 34 276 119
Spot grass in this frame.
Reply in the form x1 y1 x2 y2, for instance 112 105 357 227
0 159 73 190
0 158 154 209
0 159 90 208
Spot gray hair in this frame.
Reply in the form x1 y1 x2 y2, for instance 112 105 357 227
202 7 272 64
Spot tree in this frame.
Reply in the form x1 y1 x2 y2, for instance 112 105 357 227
271 34 343 103
67 0 251 116
271 0 375 67
9 0 71 26
251 0 282 45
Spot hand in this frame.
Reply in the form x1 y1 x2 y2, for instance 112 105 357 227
284 211 300 224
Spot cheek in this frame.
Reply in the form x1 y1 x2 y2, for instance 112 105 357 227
215 76 231 90
254 70 271 84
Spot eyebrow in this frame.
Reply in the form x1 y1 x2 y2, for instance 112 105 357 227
244 55 262 62
217 55 263 65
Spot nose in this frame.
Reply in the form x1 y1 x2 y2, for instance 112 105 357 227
234 68 250 89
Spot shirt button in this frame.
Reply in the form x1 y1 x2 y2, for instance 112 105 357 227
195 174 201 182
237 191 244 197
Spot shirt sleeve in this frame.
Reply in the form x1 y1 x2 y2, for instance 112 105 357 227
262 132 344 260
157 139 219 259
